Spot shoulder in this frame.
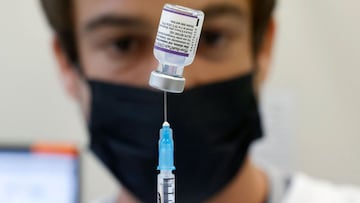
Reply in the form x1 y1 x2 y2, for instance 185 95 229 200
283 173 360 203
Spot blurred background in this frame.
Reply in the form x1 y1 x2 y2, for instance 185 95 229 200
0 0 359 202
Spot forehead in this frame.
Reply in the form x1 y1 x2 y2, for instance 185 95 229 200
74 0 251 26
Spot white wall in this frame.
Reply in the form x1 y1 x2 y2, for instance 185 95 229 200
268 0 360 184
0 0 359 202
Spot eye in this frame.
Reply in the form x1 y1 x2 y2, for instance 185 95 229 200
200 30 227 48
198 30 232 60
110 36 139 55
102 35 149 62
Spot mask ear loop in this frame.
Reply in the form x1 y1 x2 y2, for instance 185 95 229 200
72 61 92 86
57 37 87 81
249 46 261 98
72 61 85 77
251 64 261 100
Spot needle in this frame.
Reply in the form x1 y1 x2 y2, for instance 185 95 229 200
164 91 168 122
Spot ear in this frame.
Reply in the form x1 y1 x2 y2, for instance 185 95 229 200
254 18 276 93
52 37 91 119
52 37 81 100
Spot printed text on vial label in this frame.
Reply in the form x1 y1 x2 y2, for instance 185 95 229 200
155 11 199 56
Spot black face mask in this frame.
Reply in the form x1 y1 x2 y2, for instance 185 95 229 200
88 73 262 203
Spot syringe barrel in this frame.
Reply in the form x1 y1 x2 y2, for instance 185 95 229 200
157 170 175 203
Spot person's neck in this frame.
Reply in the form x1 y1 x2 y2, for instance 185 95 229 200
206 157 269 203
118 157 269 203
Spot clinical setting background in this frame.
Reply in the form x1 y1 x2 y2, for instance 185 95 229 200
0 0 359 202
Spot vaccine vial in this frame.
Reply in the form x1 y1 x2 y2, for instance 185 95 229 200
149 4 204 93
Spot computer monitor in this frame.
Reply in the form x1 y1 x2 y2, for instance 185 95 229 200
0 144 80 203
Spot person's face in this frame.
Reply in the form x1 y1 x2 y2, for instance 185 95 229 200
54 0 274 117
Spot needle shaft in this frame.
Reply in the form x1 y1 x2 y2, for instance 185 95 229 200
164 91 168 122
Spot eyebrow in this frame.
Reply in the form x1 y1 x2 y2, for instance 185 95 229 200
83 4 245 33
202 4 246 20
83 15 150 33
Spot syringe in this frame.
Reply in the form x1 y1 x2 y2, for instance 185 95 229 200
152 4 204 202
157 121 175 203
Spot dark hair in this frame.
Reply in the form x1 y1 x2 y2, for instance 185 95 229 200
40 0 276 63
252 0 276 54
40 0 77 62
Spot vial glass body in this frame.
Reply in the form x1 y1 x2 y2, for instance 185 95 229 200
150 4 204 93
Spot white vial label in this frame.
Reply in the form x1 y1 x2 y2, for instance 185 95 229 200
155 5 203 57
